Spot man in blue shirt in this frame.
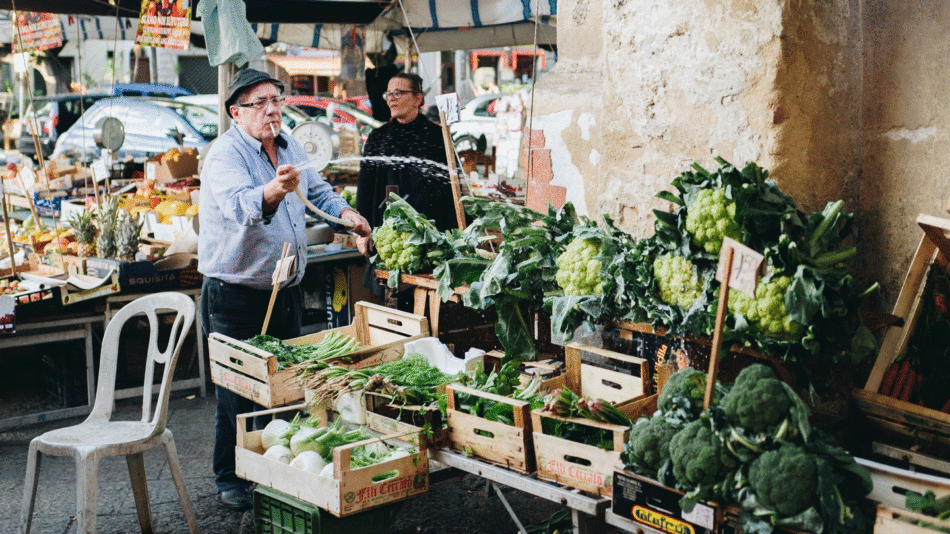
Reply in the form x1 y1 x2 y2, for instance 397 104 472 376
198 69 370 511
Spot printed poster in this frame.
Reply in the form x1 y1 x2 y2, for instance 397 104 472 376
12 12 62 52
135 0 192 50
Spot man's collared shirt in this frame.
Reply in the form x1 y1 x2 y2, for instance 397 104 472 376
198 125 349 290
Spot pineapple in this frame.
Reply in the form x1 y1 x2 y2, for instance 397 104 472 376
96 195 119 259
115 210 144 261
67 209 98 258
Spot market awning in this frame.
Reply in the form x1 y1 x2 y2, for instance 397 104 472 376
0 0 384 24
266 54 341 76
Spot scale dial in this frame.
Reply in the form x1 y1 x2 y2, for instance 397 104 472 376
291 121 339 172
94 116 125 152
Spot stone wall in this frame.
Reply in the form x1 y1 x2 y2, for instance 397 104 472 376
529 0 950 311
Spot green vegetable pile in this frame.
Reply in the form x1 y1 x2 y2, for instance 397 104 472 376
301 353 460 411
242 332 359 370
905 490 950 532
373 193 453 286
545 157 877 390
620 365 872 534
450 359 546 426
538 387 632 450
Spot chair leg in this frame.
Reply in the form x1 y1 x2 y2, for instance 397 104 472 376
76 451 99 534
127 452 154 533
19 441 42 534
163 431 200 534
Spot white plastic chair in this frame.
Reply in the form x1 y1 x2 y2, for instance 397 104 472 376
20 292 200 534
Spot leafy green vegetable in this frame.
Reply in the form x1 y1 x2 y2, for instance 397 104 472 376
372 193 454 286
243 331 359 370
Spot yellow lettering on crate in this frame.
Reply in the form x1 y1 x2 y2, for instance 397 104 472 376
632 506 694 534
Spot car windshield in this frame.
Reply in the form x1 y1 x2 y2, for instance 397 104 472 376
170 103 218 140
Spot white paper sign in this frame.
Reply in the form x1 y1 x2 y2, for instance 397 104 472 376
436 93 461 125
19 166 36 192
145 162 157 181
91 160 108 183
272 255 297 285
0 179 4 196
715 237 764 298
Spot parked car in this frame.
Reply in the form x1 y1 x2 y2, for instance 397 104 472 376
450 93 511 155
94 83 194 99
52 97 216 160
283 96 382 144
16 93 111 161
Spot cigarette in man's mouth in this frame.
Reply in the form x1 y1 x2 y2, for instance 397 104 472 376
270 123 278 137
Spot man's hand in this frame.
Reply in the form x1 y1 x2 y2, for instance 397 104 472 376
357 234 374 257
263 164 301 213
340 209 371 237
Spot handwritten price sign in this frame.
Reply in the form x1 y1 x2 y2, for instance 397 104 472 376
715 237 764 298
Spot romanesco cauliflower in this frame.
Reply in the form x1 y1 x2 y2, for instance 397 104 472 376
685 188 741 254
555 238 603 295
654 254 704 309
727 275 802 340
374 224 421 271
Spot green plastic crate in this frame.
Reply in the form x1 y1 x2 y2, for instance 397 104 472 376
254 485 403 534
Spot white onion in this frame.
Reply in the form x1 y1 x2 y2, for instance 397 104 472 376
319 462 335 479
289 450 327 473
263 444 293 464
261 419 292 450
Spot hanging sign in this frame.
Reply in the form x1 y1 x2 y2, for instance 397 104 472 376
135 0 192 50
12 12 63 53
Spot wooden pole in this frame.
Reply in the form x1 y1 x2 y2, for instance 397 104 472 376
2 194 17 274
438 109 466 230
262 242 291 336
704 246 733 410
14 173 42 230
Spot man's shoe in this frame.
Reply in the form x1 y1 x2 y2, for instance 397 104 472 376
218 488 253 511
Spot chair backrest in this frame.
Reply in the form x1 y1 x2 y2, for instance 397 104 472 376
89 292 196 436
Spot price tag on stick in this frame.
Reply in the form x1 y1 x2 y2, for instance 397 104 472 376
704 238 764 409
261 243 296 335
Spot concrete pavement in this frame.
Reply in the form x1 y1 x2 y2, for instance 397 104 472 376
0 392 254 534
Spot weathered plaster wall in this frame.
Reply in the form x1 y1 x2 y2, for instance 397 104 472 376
525 0 604 217
860 1 950 307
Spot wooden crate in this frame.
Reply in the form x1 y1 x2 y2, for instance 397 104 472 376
532 343 653 496
209 302 430 408
444 383 536 474
236 404 429 518
363 390 446 448
853 215 950 444
856 456 950 534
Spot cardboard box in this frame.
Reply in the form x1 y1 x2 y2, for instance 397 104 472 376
531 343 652 496
85 253 201 292
612 468 720 534
236 404 429 517
853 214 950 444
146 150 199 183
208 302 430 408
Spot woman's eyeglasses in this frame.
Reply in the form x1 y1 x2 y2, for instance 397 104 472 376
382 89 417 100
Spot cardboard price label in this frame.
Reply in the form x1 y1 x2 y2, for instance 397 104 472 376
436 93 460 125
272 254 297 285
145 161 157 181
91 160 108 183
715 237 764 298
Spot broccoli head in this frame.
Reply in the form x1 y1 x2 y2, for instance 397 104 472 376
669 419 737 488
658 368 707 416
622 416 682 472
748 443 818 517
720 364 793 435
